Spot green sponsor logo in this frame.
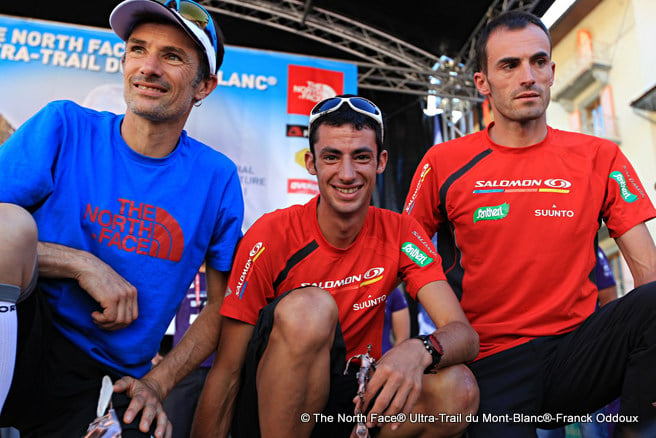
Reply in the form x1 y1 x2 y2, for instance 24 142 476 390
473 203 509 223
609 171 638 203
402 242 433 267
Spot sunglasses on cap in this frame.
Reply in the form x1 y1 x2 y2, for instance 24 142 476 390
155 0 219 56
309 96 384 141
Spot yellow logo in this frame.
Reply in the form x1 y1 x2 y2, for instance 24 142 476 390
295 148 309 168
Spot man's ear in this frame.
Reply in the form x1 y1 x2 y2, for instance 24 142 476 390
305 150 317 175
549 61 556 86
194 74 218 102
474 71 490 96
377 150 388 174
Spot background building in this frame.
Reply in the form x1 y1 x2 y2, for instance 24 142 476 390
546 0 656 294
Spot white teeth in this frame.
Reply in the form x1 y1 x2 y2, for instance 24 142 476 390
337 187 358 194
137 84 162 92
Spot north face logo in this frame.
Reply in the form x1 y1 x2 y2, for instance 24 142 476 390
287 65 344 115
85 199 184 262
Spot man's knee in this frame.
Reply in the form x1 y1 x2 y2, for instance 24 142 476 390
271 287 338 352
631 281 656 308
424 365 479 415
0 204 37 241
423 365 479 430
0 204 38 290
394 365 478 437
620 282 656 333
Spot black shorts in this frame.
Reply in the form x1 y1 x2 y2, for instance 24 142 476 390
0 289 155 437
467 281 656 437
231 290 359 438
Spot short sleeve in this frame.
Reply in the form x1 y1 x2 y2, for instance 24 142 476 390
600 142 656 238
404 151 442 237
220 219 275 324
398 215 446 299
205 163 244 273
0 102 66 207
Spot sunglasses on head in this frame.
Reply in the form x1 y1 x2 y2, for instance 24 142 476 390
309 96 384 141
155 0 218 55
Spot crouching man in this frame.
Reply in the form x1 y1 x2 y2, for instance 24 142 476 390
192 95 480 438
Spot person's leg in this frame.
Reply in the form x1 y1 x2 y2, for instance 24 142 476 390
0 204 37 412
466 340 544 438
257 287 338 438
0 285 19 415
162 367 209 438
0 204 37 292
540 283 656 436
376 364 478 438
16 326 155 438
231 287 352 438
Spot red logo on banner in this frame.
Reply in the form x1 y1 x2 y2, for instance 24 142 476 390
288 179 319 195
286 125 308 138
288 65 344 115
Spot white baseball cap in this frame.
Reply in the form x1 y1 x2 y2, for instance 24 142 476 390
110 0 223 74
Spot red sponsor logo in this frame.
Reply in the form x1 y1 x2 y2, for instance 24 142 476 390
286 124 308 138
288 178 319 195
86 199 184 262
287 65 344 115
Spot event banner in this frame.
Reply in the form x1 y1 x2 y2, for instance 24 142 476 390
0 14 357 229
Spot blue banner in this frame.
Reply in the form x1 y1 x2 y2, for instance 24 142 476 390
0 14 358 229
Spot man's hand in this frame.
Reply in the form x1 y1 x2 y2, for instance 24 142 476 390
37 242 139 330
114 376 172 438
358 338 431 430
75 256 138 330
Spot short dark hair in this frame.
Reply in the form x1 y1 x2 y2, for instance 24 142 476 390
475 10 552 73
308 104 384 160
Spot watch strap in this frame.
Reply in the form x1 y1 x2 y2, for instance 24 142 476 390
414 333 443 374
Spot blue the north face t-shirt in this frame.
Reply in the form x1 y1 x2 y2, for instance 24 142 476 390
0 100 244 377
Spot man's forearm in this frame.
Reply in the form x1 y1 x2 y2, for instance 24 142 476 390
616 223 656 286
37 241 93 279
144 302 222 398
433 320 479 368
36 241 139 330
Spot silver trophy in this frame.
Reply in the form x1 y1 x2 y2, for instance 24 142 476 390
84 375 122 438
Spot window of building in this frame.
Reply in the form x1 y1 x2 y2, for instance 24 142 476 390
568 85 619 142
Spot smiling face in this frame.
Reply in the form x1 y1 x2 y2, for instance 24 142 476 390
305 123 387 221
474 24 555 127
122 21 210 123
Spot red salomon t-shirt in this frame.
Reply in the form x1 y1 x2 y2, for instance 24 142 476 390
404 125 656 360
221 196 446 360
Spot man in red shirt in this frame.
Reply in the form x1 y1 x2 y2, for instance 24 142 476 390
405 10 656 437
193 95 480 438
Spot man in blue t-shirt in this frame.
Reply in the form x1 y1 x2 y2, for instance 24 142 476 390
0 1 243 436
